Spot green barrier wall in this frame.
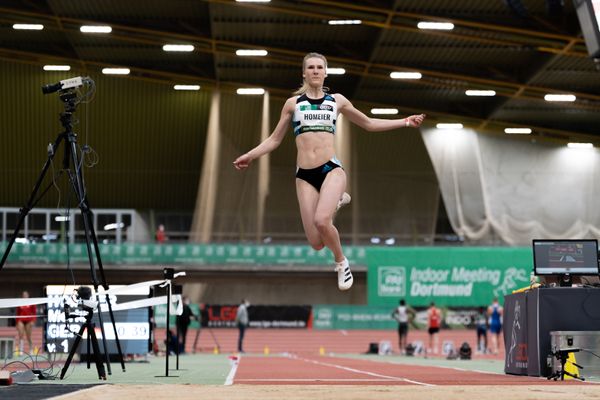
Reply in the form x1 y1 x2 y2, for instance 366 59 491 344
3 243 532 307
1 242 367 266
367 247 531 307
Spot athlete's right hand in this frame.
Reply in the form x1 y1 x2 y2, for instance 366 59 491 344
233 153 252 170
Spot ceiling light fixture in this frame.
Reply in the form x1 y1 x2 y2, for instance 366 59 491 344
465 90 496 96
390 72 422 79
163 44 195 52
43 65 71 71
80 25 112 33
174 85 200 91
13 24 44 30
102 68 130 75
567 142 593 149
235 49 268 56
326 68 346 75
418 21 455 30
544 94 576 102
436 123 464 129
328 20 362 25
237 88 265 95
504 128 532 134
370 108 399 115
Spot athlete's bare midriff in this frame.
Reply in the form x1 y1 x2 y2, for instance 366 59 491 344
295 131 336 169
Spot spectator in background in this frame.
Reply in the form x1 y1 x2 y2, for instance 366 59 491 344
15 291 36 354
488 297 503 354
391 299 415 354
235 299 250 353
165 329 178 355
176 296 197 354
427 301 441 354
475 306 488 354
155 224 166 243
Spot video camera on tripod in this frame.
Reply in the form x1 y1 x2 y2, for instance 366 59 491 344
42 76 93 95
0 73 124 380
63 286 98 321
42 76 96 117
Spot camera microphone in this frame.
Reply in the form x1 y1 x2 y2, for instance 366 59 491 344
42 76 91 95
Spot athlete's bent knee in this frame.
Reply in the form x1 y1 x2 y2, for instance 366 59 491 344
310 242 325 251
314 216 332 233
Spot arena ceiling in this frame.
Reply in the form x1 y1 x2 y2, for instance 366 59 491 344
1 0 599 141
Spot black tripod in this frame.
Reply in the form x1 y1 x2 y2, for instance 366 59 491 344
60 300 105 380
547 349 585 381
0 86 125 377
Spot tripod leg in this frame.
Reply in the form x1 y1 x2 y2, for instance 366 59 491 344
88 321 107 380
176 320 180 370
87 328 91 369
208 327 221 352
165 282 171 376
0 134 64 272
87 218 126 372
192 327 201 354
60 321 86 380
64 135 116 375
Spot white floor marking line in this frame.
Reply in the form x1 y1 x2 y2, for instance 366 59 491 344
224 355 241 386
236 378 401 382
383 359 507 376
289 355 435 387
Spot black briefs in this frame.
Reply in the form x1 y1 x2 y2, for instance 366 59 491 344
295 160 342 192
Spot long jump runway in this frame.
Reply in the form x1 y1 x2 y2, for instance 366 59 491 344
232 354 588 386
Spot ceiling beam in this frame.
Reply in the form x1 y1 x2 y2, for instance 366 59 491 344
0 49 596 143
299 0 583 43
480 38 583 130
1 7 598 107
205 0 587 56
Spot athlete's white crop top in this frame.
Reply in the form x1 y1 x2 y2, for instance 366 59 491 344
292 93 337 136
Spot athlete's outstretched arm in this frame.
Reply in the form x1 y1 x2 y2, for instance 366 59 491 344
335 93 425 132
233 97 295 170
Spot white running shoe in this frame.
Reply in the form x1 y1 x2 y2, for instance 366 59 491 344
336 192 351 212
334 258 353 291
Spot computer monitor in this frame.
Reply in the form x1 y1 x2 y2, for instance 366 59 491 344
533 239 600 286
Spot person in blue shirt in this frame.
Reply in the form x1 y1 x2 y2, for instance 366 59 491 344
234 52 425 291
487 297 503 354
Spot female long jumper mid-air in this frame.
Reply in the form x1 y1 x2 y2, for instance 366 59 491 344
233 52 425 291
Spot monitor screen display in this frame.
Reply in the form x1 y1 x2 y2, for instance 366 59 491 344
533 239 600 275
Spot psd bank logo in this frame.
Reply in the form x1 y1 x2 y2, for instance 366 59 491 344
378 266 406 297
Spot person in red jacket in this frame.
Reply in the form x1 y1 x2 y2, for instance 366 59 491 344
427 301 441 354
15 291 36 354
155 224 167 243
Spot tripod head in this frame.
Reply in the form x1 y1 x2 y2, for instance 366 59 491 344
59 90 78 114
547 347 584 381
551 347 580 358
41 76 96 132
